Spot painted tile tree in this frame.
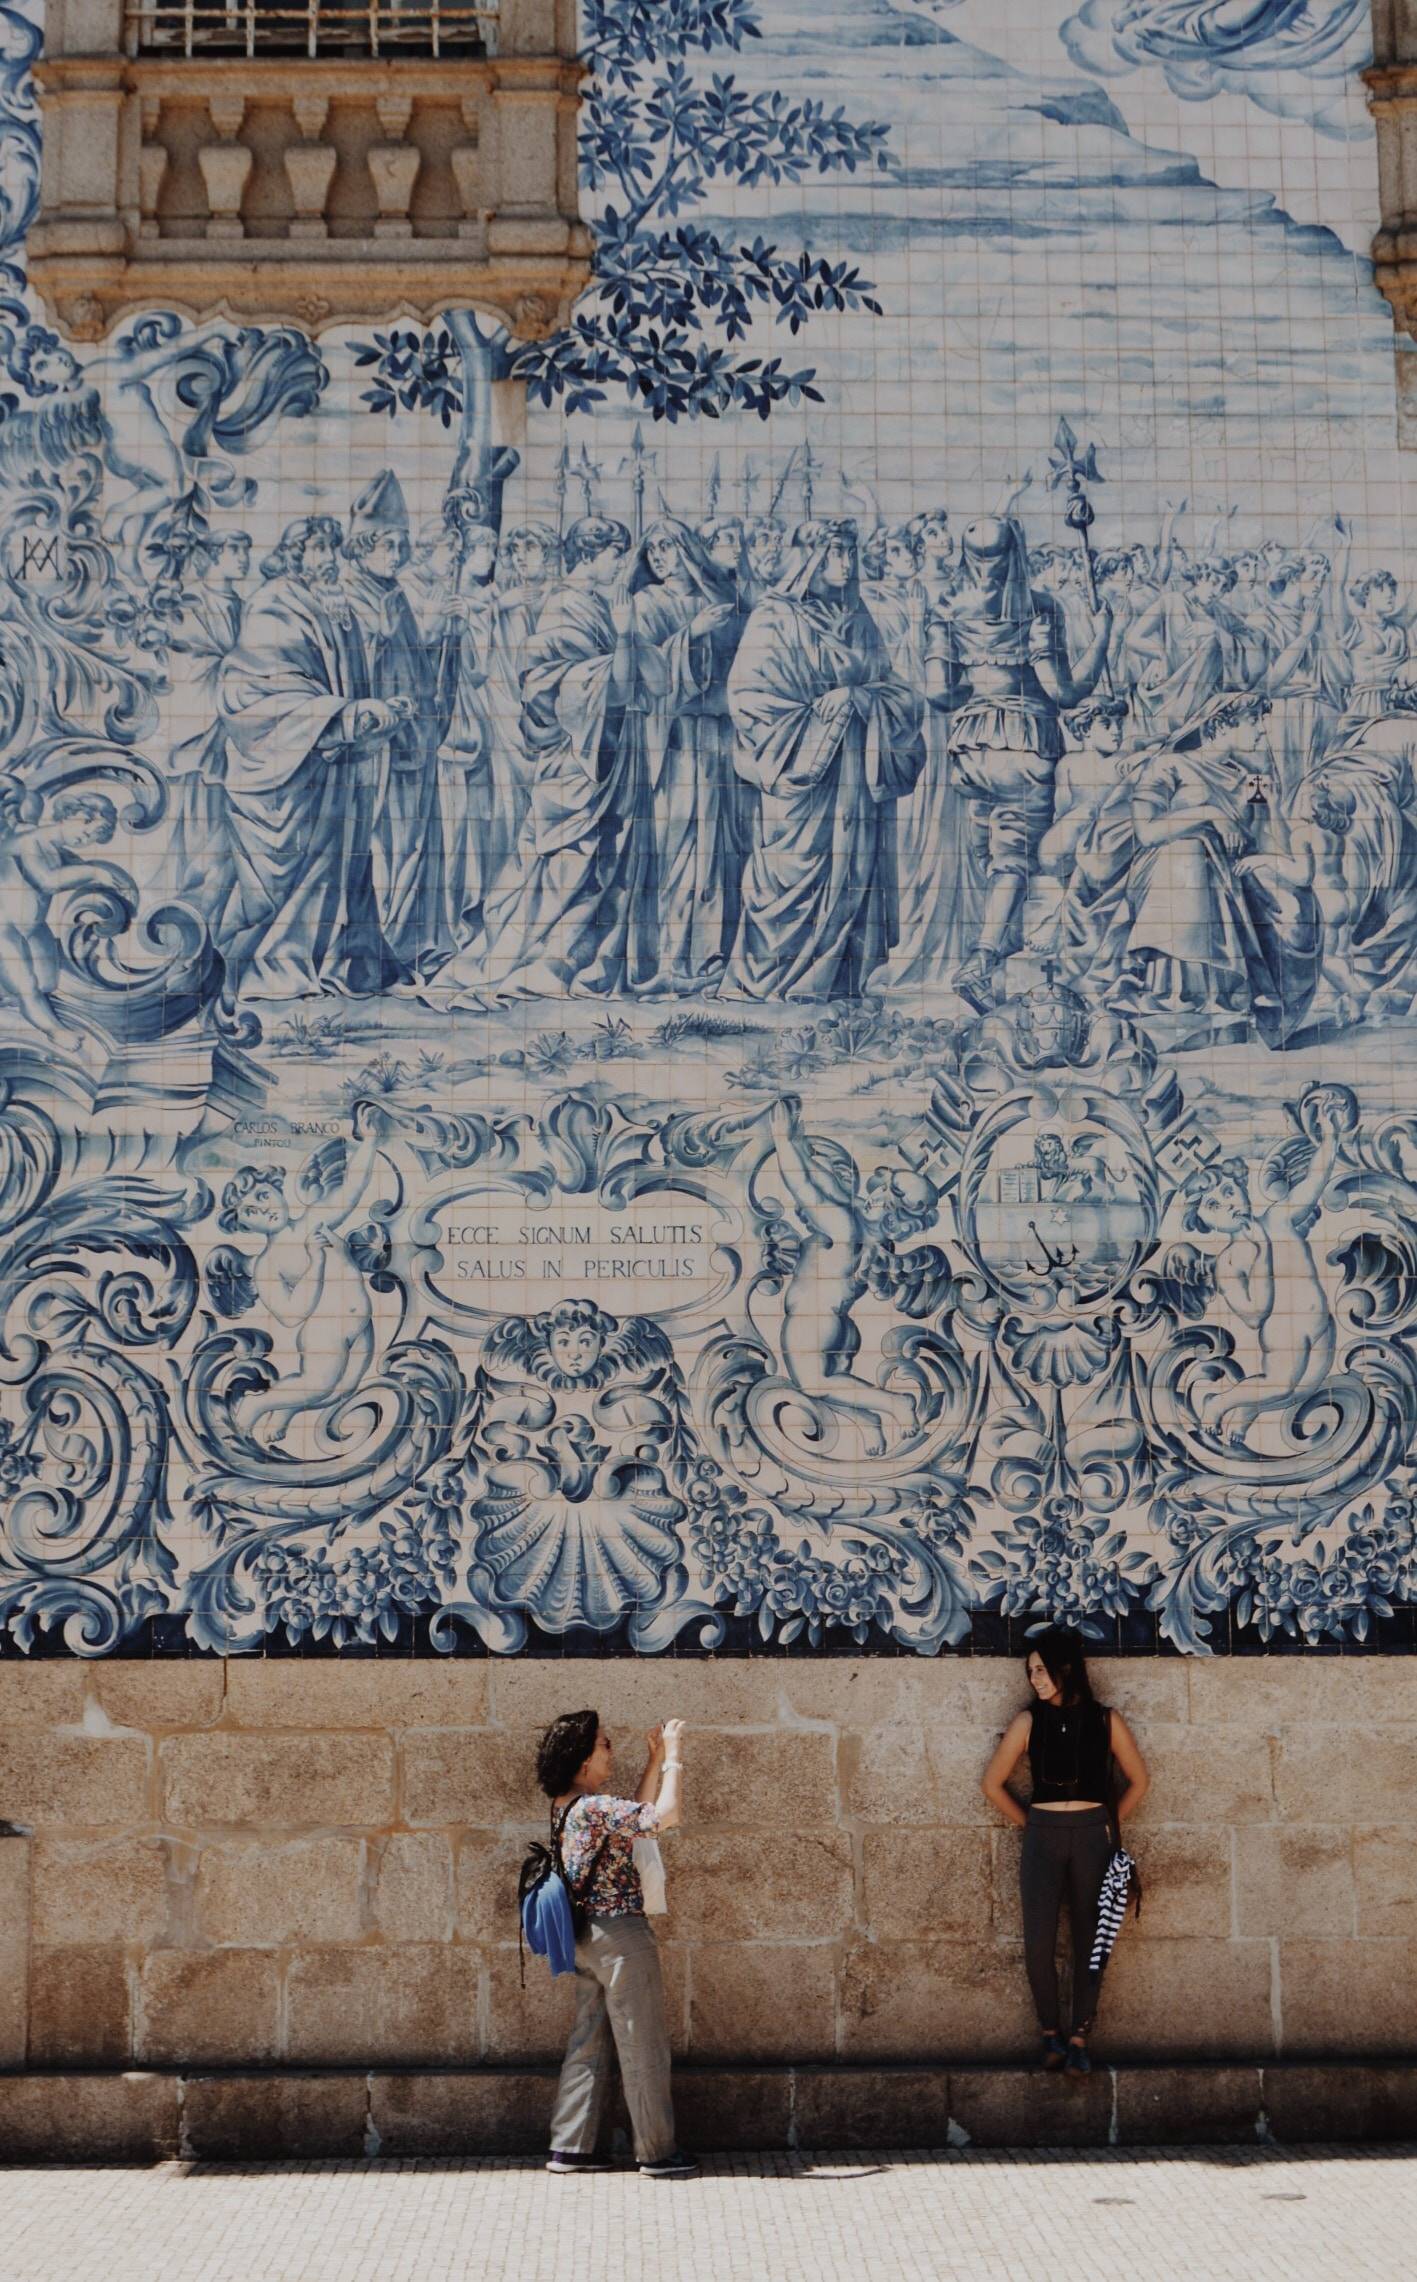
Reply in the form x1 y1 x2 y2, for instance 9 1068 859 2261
0 0 1412 1657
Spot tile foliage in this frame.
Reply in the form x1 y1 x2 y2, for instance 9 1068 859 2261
0 0 1411 1656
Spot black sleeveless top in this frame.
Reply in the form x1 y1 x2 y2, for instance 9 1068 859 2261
1028 1700 1112 1805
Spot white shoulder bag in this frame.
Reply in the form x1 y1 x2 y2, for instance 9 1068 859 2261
633 1834 668 1914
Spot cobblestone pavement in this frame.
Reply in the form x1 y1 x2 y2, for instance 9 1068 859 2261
1 2146 1414 2282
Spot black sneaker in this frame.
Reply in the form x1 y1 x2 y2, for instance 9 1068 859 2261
546 2150 614 2174
639 2151 699 2180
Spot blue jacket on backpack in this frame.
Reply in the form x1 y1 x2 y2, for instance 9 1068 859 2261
521 1865 578 1978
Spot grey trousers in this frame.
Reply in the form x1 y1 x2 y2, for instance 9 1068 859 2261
548 1913 676 2165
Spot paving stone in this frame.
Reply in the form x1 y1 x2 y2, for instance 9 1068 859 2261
1 2131 1415 2281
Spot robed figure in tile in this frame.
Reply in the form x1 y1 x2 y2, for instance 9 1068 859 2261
1079 691 1320 1045
212 515 406 1002
870 512 975 990
722 519 924 1002
443 515 661 1003
433 515 517 954
626 517 744 991
343 470 454 979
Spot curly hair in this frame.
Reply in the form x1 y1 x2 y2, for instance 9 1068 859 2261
218 1162 285 1234
454 518 499 568
1174 691 1270 749
791 516 857 556
502 523 560 579
536 1709 600 1799
1065 695 1129 741
6 324 77 396
1307 781 1355 837
870 524 923 576
1351 571 1399 611
540 1297 611 1339
344 525 408 567
564 515 632 571
1180 555 1235 592
260 515 342 581
1180 1154 1250 1232
51 791 117 841
862 1165 938 1239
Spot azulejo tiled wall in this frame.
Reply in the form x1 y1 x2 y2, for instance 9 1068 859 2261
0 0 1412 1659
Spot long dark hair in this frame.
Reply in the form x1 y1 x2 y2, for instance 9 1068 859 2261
536 1708 600 1798
1025 1629 1094 1709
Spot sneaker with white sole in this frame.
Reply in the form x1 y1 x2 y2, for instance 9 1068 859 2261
638 2151 699 2180
546 2150 615 2175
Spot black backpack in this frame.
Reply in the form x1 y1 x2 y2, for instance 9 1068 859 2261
517 1805 609 1986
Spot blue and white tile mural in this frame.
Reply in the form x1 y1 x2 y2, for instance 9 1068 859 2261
0 0 1415 1657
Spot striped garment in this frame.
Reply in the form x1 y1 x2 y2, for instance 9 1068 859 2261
1088 1846 1141 1975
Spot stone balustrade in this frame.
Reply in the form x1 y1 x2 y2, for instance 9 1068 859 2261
29 0 587 336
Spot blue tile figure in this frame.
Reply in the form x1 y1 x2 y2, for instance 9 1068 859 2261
0 0 1415 1663
723 520 924 1002
625 519 745 994
214 516 404 1001
443 514 658 1002
946 514 1112 1012
344 471 454 981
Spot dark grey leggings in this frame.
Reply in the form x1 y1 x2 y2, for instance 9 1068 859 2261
1019 1805 1112 2035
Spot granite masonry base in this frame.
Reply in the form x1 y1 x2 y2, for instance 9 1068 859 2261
0 2063 1414 2162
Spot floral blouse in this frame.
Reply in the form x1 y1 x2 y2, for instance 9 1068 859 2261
558 1794 660 1919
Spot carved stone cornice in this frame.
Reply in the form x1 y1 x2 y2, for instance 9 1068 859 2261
30 49 589 340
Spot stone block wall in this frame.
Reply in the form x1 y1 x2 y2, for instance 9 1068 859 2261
2 1657 1414 2076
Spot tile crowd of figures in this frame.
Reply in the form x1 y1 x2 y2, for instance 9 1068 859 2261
157 469 1417 1037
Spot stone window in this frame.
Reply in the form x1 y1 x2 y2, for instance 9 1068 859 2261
30 0 588 339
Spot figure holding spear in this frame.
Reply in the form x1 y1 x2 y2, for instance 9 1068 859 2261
945 458 1113 1011
1048 416 1113 694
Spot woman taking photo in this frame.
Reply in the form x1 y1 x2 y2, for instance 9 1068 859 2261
981 1631 1149 2078
537 1708 697 2180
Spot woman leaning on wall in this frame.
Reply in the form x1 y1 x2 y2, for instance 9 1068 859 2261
981 1631 1149 2077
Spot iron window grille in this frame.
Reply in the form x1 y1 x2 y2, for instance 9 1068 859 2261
123 0 498 58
